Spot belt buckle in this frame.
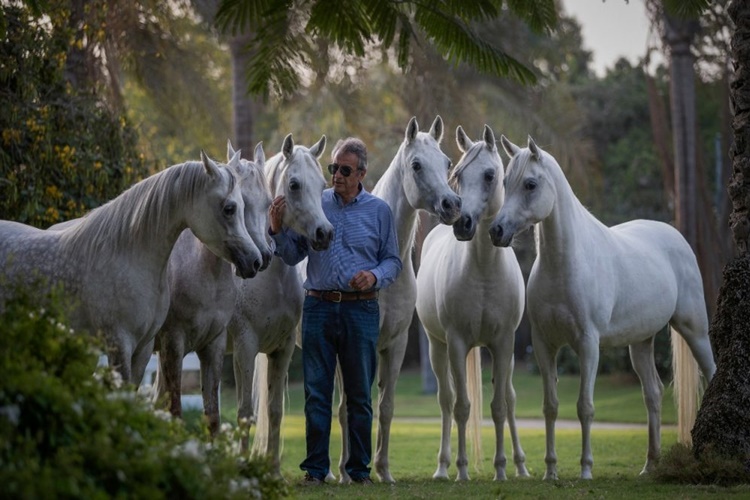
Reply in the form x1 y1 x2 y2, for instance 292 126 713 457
329 290 342 303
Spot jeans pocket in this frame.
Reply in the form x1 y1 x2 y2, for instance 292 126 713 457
359 299 379 315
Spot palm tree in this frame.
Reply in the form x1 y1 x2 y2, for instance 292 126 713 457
691 0 750 464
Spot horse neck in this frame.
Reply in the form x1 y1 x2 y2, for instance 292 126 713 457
536 165 603 267
65 163 194 267
372 155 419 261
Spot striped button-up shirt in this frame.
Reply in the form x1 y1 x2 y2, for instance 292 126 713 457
271 186 402 291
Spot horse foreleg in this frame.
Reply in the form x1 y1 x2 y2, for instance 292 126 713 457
231 326 259 453
533 332 560 480
503 357 529 477
488 339 512 481
575 338 599 480
198 333 226 437
157 337 184 418
428 336 453 480
448 340 473 481
629 338 663 475
266 337 295 477
374 336 408 484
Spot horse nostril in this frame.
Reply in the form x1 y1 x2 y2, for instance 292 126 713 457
316 227 330 243
443 197 460 212
463 216 472 231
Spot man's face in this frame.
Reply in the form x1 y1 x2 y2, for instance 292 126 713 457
331 151 365 199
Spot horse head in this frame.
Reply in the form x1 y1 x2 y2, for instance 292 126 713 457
450 124 503 241
227 140 274 271
398 115 462 225
191 150 263 278
267 133 334 251
489 135 555 247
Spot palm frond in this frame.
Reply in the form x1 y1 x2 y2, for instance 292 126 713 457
506 0 558 33
415 6 537 84
215 0 286 35
663 0 711 18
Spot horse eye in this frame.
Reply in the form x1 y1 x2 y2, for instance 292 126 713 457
484 171 495 183
524 179 537 191
412 160 421 172
223 202 237 217
289 180 300 191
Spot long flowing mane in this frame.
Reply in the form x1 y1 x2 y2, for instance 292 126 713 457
61 161 221 261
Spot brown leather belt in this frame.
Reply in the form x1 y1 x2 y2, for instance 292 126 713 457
306 289 378 302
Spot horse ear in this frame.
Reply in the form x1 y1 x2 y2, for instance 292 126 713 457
309 135 326 159
405 116 419 143
429 115 444 143
254 141 265 168
228 148 242 168
227 139 238 161
483 125 496 151
500 135 520 159
528 136 541 160
455 125 472 153
201 150 220 178
282 133 294 159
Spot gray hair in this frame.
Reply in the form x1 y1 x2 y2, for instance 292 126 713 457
332 137 367 171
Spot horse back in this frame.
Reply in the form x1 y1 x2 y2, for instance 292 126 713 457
528 219 702 347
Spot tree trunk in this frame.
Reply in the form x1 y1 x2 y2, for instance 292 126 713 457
229 33 262 153
692 0 750 464
663 12 702 445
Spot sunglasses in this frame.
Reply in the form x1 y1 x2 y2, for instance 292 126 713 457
327 163 355 177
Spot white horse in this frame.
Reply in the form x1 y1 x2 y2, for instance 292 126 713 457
416 125 529 482
0 152 263 384
152 141 273 434
328 115 462 484
488 136 716 480
228 133 332 472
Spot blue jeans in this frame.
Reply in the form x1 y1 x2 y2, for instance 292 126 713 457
299 295 380 481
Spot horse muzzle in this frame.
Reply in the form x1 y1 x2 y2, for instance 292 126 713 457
453 214 476 241
228 243 262 279
309 225 334 252
488 223 513 248
436 194 462 225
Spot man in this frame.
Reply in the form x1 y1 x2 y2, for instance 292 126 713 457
269 137 402 486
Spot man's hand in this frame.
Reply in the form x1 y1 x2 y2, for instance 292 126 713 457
349 270 376 291
269 195 286 234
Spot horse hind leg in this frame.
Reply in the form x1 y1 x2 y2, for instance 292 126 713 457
374 334 409 484
335 363 348 483
628 337 663 475
670 307 716 444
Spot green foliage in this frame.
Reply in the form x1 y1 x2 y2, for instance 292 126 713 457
0 3 151 228
0 290 289 499
214 0 559 97
655 443 750 486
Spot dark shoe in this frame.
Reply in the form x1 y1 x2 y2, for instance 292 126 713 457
299 473 324 486
353 476 374 486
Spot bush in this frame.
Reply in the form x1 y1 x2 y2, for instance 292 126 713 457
0 291 289 499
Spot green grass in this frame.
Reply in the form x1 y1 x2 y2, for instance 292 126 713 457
204 366 748 498
220 367 677 425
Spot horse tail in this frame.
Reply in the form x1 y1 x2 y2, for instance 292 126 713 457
671 326 700 445
466 346 483 472
251 352 269 456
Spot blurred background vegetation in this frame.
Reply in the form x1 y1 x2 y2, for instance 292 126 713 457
0 0 732 382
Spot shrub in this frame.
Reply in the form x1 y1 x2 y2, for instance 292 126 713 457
0 291 289 499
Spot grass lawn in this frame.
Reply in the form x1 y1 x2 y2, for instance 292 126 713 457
201 363 748 498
